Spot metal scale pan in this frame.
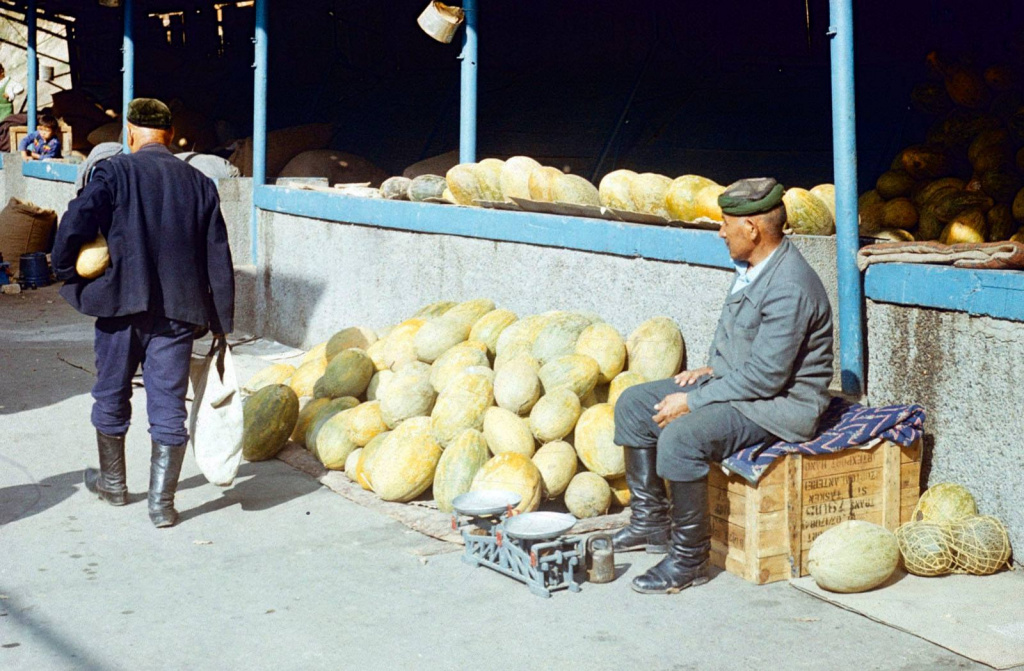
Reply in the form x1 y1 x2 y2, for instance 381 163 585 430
503 511 577 541
451 490 521 517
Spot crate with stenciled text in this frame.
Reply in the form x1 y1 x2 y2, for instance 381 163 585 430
708 439 922 585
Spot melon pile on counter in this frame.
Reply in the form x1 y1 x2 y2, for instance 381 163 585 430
861 51 1024 244
241 299 687 518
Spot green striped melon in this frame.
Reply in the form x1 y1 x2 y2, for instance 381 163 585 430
325 327 377 362
315 410 361 470
291 397 332 445
493 358 542 415
784 188 836 236
483 407 536 457
433 429 491 513
574 403 624 477
379 361 436 429
371 417 443 502
409 175 447 202
471 453 543 513
539 354 600 398
529 389 582 443
532 440 577 498
319 348 374 398
532 312 592 365
626 318 683 381
242 384 300 461
288 358 327 398
564 472 612 518
575 322 625 384
305 396 360 458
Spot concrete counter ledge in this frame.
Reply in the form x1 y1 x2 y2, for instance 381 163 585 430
866 263 1024 323
22 160 78 183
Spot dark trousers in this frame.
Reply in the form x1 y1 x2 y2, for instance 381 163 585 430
91 313 195 446
613 378 774 482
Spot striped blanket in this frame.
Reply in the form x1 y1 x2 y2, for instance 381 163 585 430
721 397 925 484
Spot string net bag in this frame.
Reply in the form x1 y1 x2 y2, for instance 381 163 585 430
913 482 978 524
947 515 1012 575
896 521 955 576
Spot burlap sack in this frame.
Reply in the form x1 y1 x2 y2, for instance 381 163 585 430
0 198 58 274
228 123 333 179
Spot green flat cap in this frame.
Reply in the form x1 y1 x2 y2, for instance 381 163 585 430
126 97 172 129
718 177 785 216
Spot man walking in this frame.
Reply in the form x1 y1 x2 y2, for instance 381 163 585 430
51 98 234 528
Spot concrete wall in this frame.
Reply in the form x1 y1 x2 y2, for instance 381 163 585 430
867 302 1024 551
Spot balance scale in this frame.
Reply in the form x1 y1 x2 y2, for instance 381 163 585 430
450 490 585 598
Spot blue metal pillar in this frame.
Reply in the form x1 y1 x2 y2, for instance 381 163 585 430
121 0 134 151
26 0 36 132
458 0 478 164
251 0 268 264
829 0 864 396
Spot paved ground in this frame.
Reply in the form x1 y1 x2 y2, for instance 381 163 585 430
0 285 999 671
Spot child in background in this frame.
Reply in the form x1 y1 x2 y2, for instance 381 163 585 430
19 114 62 160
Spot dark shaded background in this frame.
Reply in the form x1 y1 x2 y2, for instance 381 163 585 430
37 0 1024 186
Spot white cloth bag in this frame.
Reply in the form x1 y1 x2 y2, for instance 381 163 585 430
188 337 243 486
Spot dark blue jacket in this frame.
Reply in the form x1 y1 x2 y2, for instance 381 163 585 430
51 143 234 333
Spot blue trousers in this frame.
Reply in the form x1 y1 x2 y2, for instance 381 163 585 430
613 378 774 482
91 313 195 446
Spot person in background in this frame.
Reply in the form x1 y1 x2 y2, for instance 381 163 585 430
0 63 24 123
19 113 62 160
51 98 235 529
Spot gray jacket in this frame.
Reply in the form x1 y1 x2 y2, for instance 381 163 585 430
687 238 834 443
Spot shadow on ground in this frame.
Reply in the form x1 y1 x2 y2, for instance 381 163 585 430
177 461 321 523
0 468 82 527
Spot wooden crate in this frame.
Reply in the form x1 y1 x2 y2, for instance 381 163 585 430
708 439 922 585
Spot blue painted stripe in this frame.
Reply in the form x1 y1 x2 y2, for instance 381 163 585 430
22 161 78 183
254 185 735 269
865 263 1024 323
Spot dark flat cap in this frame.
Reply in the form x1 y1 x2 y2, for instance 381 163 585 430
718 177 785 216
126 98 172 129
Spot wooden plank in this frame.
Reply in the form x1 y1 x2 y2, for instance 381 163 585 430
882 441 902 530
901 440 922 463
752 554 791 585
754 510 790 558
900 461 922 491
744 476 761 579
802 468 883 506
800 446 883 478
709 472 751 498
709 485 746 527
901 499 918 524
756 483 786 513
758 460 787 487
710 541 745 565
786 454 803 579
711 516 745 549
802 505 884 545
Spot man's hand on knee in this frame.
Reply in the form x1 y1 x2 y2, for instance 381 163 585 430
653 392 691 428
674 367 713 387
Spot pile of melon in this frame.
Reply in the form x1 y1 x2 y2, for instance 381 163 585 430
241 299 687 518
430 157 836 236
861 51 1024 244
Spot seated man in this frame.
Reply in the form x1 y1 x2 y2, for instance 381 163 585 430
614 177 834 595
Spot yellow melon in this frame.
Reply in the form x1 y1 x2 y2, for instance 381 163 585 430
430 371 494 447
433 429 491 513
76 234 110 279
366 369 394 402
429 341 490 393
529 389 582 443
810 184 836 221
243 363 297 395
531 312 592 366
783 188 836 236
629 173 672 217
474 158 505 202
301 341 329 367
382 318 427 370
288 358 327 398
531 441 577 498
443 298 498 330
626 317 683 381
414 317 470 363
446 163 483 205
807 520 900 593
538 354 600 398
608 475 630 507
665 175 722 222
412 300 456 320
291 397 332 445
305 396 360 458
495 314 550 358
344 447 362 481
598 169 638 210
471 453 543 513
564 472 612 518
573 403 624 477
575 322 625 384
371 417 443 502
482 407 536 457
493 358 542 416
608 371 645 406
378 361 436 429
527 166 563 202
500 156 543 201
551 174 600 207
365 338 388 372
354 431 390 490
315 410 361 470
469 309 518 356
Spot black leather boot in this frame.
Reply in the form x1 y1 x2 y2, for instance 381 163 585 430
83 431 128 506
148 440 187 528
612 447 670 554
632 479 711 594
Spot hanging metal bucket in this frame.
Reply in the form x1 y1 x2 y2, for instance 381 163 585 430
417 1 464 44
40 65 55 82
